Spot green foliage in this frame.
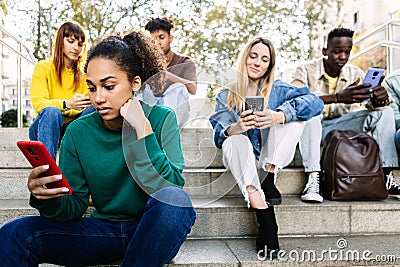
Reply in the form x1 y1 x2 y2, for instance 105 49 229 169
61 0 148 45
169 0 312 73
24 0 149 60
4 0 347 66
8 0 342 66
301 0 343 60
4 0 343 92
0 109 28 127
0 0 8 15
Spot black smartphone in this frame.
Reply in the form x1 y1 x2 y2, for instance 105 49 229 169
245 96 264 111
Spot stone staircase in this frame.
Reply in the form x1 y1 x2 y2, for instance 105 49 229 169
1 127 400 266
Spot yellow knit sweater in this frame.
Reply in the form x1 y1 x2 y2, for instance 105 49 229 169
30 59 88 123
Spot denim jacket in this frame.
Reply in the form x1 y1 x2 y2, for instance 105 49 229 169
209 79 324 159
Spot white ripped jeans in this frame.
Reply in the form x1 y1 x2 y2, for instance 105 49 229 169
222 122 305 207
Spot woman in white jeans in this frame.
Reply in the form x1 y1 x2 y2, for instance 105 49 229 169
209 37 324 258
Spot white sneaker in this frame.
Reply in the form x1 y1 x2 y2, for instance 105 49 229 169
301 172 323 203
386 172 400 200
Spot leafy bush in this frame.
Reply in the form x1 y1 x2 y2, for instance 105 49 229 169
0 109 28 127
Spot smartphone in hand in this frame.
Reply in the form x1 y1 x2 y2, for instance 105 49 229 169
362 68 384 90
17 140 72 194
361 68 384 101
245 96 264 111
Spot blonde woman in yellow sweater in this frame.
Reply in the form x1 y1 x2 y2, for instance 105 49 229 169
29 21 94 160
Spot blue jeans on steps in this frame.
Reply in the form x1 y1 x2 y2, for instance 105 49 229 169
0 187 196 267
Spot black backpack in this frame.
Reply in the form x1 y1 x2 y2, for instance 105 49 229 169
321 130 387 201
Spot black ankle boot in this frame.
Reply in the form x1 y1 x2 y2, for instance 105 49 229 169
255 208 279 259
261 172 282 205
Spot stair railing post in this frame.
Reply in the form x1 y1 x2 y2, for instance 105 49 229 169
386 22 391 74
17 41 22 128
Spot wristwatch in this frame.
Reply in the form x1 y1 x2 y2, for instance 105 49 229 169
223 127 230 137
63 100 69 111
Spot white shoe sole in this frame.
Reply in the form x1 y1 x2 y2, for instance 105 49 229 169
389 194 400 200
301 193 323 203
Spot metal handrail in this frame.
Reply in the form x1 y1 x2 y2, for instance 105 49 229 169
349 19 400 74
0 25 36 64
0 38 36 65
349 41 400 61
0 25 36 128
353 18 400 46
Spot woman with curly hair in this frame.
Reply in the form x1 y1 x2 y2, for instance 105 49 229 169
0 31 196 266
29 21 94 160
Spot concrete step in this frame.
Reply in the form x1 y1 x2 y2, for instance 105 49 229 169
180 127 303 168
191 196 400 238
174 235 400 266
0 146 31 168
0 127 223 168
182 146 223 168
0 199 38 226
3 196 400 238
166 235 400 266
0 128 34 168
0 169 31 199
183 168 307 198
2 145 300 169
3 167 400 200
34 235 400 266
0 167 307 200
0 140 224 169
0 127 215 145
0 127 303 169
0 127 29 146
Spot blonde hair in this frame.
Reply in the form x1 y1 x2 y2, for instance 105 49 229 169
226 37 276 111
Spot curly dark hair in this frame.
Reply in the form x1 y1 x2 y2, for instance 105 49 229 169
85 31 165 94
145 17 174 35
327 28 354 41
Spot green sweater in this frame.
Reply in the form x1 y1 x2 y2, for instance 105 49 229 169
30 102 185 222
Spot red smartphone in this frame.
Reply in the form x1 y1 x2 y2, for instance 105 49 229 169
17 140 72 194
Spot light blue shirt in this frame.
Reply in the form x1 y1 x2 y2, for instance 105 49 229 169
383 70 400 129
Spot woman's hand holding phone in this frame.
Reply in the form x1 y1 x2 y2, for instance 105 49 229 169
253 110 285 129
28 165 71 200
238 109 257 131
226 110 256 136
66 93 91 111
17 140 72 199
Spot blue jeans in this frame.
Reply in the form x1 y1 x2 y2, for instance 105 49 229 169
0 187 196 267
395 129 400 158
29 106 95 160
300 107 399 172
